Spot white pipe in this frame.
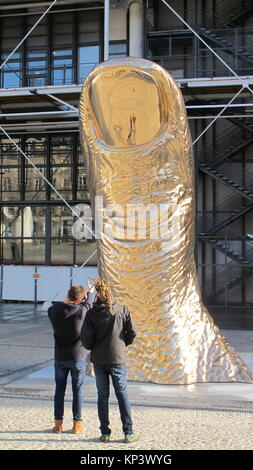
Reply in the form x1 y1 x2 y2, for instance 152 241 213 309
0 111 76 118
0 0 92 10
1 122 79 129
129 1 144 57
188 115 253 119
44 93 79 113
104 0 110 61
1 129 79 134
0 7 104 19
2 102 253 117
186 103 253 109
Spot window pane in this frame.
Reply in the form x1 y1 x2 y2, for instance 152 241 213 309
78 11 100 43
77 140 84 165
79 45 100 63
25 167 46 200
26 17 46 47
3 72 20 88
51 206 74 264
1 239 21 264
26 75 46 87
52 49 73 85
77 166 89 199
53 49 72 57
53 67 73 85
51 136 73 164
51 166 73 200
27 59 46 68
1 16 22 31
51 206 74 238
26 137 47 166
109 42 127 58
78 45 99 83
1 53 21 87
51 239 73 265
1 17 22 51
0 207 21 237
27 38 47 49
27 52 47 59
25 51 46 86
76 240 97 265
78 64 96 83
53 58 72 66
32 206 45 238
54 34 73 46
1 168 20 200
23 239 45 265
2 53 21 66
52 12 73 47
0 139 21 165
77 190 89 199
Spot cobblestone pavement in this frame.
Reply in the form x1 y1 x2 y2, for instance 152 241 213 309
0 303 253 451
0 396 252 451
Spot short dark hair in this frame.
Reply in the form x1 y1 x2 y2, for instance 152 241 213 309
67 285 86 301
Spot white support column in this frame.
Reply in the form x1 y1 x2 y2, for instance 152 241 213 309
23 207 33 242
128 0 144 57
104 0 110 61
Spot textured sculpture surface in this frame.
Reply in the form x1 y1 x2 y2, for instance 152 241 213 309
80 57 253 384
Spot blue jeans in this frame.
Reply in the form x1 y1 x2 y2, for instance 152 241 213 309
54 360 85 421
94 364 133 435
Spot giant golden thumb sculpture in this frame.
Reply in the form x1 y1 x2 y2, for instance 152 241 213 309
79 57 253 384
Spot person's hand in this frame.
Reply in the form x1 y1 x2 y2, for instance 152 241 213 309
87 280 95 293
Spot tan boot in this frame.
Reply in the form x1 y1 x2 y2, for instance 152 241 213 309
72 420 84 434
52 419 63 433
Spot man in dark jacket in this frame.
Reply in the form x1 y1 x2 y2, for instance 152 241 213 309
48 283 94 434
80 279 138 443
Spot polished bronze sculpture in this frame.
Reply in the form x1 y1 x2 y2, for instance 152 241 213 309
79 57 253 384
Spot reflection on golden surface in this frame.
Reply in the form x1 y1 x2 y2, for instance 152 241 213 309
80 57 253 384
90 69 165 147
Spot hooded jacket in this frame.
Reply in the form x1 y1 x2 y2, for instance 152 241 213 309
48 292 93 361
80 298 137 366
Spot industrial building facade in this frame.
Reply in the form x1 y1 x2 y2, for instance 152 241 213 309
0 0 253 328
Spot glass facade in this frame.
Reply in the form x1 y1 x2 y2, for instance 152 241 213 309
0 6 127 267
0 135 96 266
0 9 129 88
0 10 104 88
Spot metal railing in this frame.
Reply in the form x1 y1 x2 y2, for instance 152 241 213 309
148 2 253 30
204 0 253 29
147 27 253 78
0 62 98 88
202 159 253 213
200 126 253 164
198 234 253 301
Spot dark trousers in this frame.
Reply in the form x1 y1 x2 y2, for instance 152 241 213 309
54 360 85 421
94 364 133 435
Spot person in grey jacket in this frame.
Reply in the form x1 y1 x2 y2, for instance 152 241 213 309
80 278 138 443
